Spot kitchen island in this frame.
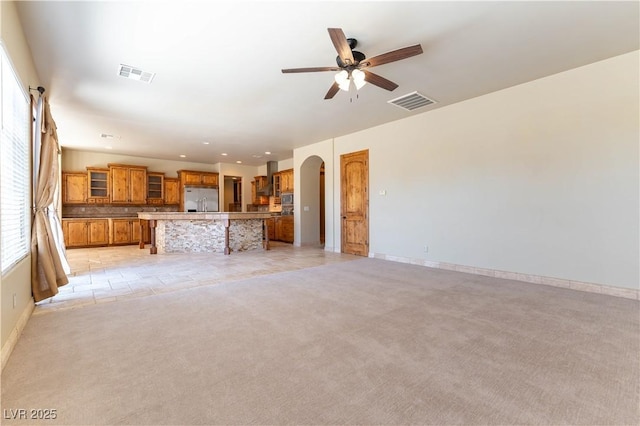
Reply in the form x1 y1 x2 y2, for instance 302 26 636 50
137 212 273 255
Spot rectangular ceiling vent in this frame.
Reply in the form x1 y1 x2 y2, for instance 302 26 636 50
387 91 436 111
118 64 155 83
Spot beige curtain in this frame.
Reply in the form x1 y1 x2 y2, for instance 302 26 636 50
31 97 69 302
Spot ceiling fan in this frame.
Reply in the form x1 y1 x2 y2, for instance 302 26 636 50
282 28 423 99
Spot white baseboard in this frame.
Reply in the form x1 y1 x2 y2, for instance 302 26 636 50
1 297 35 372
369 252 639 300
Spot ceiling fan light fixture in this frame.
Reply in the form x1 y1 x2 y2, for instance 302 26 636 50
334 70 350 91
352 69 366 90
338 80 350 91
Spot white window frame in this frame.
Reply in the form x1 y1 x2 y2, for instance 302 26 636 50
0 43 31 275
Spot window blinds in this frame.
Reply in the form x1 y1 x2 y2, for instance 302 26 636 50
1 46 30 274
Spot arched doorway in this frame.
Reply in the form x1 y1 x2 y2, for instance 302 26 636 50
299 155 325 248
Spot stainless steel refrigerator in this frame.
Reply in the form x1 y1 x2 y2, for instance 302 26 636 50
184 186 219 212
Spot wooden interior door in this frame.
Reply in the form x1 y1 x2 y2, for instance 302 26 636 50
341 150 369 256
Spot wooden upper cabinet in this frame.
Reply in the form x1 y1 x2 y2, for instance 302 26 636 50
62 172 88 204
109 164 147 204
164 178 180 205
87 167 110 204
280 169 294 193
147 172 164 205
254 175 268 190
178 170 219 187
110 166 129 203
272 172 282 197
201 173 218 186
252 176 269 205
129 168 147 203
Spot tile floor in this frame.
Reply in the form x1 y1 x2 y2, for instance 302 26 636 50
35 242 359 315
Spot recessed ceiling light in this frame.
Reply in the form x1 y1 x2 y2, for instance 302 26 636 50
202 142 210 145
179 154 186 158
105 146 113 150
221 153 228 156
236 160 242 164
265 151 271 155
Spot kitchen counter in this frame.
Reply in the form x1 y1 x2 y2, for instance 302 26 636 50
138 211 272 255
137 211 272 220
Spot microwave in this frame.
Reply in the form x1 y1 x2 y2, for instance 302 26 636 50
281 193 293 205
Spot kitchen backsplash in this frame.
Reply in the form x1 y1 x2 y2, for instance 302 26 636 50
63 204 179 218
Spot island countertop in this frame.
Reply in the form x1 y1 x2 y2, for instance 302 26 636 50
137 211 272 220
137 211 273 255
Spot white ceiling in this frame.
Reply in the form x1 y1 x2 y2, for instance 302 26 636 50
15 1 639 166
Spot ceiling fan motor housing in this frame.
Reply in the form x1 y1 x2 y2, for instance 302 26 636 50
336 50 366 68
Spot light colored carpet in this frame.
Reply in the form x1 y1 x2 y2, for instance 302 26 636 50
2 257 638 425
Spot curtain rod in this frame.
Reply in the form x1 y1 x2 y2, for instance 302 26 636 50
29 86 45 95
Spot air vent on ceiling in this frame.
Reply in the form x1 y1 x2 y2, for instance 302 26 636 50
387 91 436 111
118 64 155 83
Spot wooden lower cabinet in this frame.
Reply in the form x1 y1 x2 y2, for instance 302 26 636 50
110 218 149 245
280 215 294 243
63 218 150 248
62 219 109 248
271 215 293 243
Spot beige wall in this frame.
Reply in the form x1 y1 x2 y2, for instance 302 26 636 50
61 148 220 177
1 1 40 350
294 140 335 250
296 51 639 290
219 162 269 212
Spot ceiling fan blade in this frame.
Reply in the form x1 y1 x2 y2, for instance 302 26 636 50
328 28 355 66
324 82 340 99
360 44 423 68
282 66 341 73
362 70 398 91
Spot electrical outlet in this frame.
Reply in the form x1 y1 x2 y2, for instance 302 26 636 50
423 245 429 253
